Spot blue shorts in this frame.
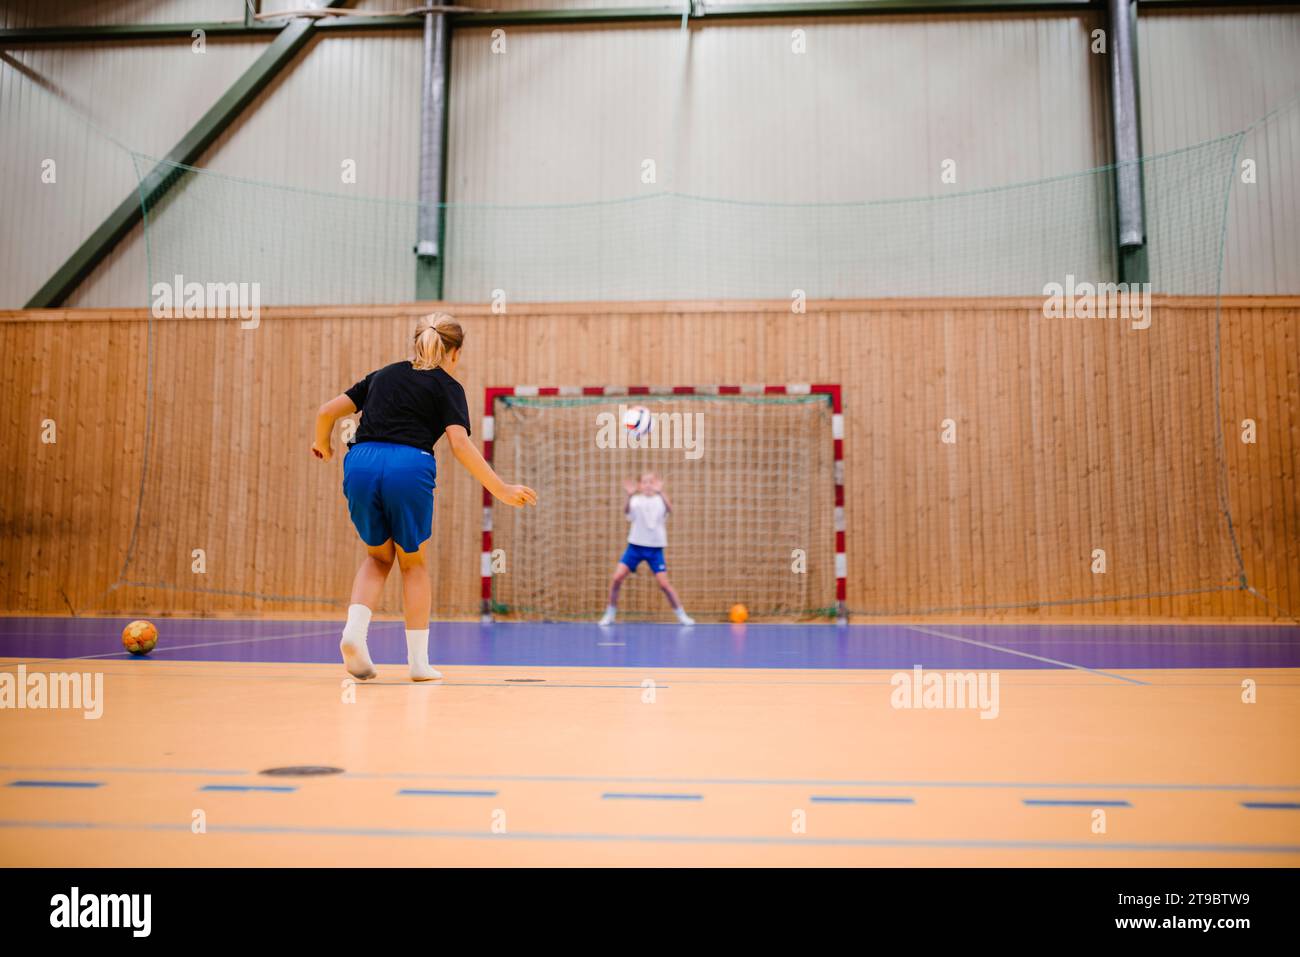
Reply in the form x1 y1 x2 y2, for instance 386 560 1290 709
342 442 437 553
620 543 666 574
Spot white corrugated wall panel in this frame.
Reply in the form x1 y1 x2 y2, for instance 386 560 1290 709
66 29 423 306
0 37 269 307
1138 8 1300 294
198 31 421 193
450 15 1108 202
444 14 1111 300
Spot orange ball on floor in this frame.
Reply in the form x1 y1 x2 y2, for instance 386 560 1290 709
728 604 748 624
122 620 158 656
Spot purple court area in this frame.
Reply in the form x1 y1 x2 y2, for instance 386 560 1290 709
0 617 1297 671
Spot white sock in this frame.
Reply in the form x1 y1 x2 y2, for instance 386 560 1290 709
340 604 376 679
405 628 442 681
343 603 371 642
675 606 693 624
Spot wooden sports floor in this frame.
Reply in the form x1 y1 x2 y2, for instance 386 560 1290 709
1 618 1297 867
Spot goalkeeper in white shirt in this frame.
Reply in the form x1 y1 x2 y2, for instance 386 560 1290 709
598 472 694 626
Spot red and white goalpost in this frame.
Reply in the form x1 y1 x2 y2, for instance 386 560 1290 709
480 384 845 623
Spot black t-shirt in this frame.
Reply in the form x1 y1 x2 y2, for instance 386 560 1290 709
345 362 471 450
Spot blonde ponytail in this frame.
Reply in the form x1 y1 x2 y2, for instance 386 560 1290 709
412 312 464 370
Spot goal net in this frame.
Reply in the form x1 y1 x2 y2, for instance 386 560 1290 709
485 388 842 621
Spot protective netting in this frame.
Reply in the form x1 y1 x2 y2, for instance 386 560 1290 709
129 133 1240 306
86 127 1267 617
113 132 1256 618
489 395 838 620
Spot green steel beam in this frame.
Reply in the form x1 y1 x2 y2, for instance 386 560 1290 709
3 0 1296 44
453 2 1099 27
452 7 682 28
0 12 415 46
23 3 351 308
0 15 486 46
450 0 1298 27
0 23 281 44
1139 0 1300 6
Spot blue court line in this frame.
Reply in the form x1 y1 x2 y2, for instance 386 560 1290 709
1024 799 1132 807
0 765 248 776
7 780 103 789
446 683 669 690
343 773 1300 793
399 789 498 798
602 793 703 801
1 819 1296 855
1242 802 1300 810
811 796 915 804
3 764 1298 793
199 784 297 793
904 624 1150 685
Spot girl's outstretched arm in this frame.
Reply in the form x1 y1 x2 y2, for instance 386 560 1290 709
312 393 357 461
446 425 537 508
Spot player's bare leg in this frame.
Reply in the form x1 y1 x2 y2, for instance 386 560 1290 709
397 541 441 681
655 571 694 626
600 563 632 626
341 540 394 680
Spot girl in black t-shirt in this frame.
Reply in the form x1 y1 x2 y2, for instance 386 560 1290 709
312 313 536 681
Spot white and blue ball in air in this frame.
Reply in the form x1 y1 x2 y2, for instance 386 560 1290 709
623 405 654 440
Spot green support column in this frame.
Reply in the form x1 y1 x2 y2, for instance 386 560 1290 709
415 13 452 301
1108 0 1149 285
1120 244 1149 285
